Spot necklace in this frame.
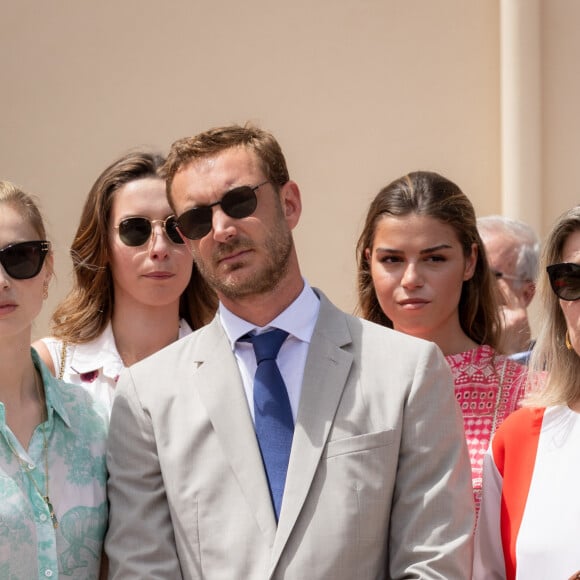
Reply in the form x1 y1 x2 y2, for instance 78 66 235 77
4 369 58 529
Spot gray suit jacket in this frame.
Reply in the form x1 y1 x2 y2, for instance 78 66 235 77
106 291 474 579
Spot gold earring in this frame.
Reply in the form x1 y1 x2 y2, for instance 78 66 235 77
43 279 49 300
565 330 573 350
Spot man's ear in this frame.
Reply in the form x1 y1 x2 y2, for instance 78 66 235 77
521 281 536 306
280 180 302 230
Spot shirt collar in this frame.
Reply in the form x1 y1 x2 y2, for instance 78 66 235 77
68 320 193 379
219 279 320 349
32 347 72 428
68 322 124 379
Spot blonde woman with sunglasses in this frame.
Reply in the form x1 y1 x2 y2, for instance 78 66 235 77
0 180 108 578
34 152 216 416
474 205 580 579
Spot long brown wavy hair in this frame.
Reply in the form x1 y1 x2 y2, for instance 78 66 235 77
356 171 501 349
51 151 217 343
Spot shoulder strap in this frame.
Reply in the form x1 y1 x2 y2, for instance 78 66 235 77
490 358 509 435
58 341 68 380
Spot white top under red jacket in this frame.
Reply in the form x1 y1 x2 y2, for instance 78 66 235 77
474 405 580 579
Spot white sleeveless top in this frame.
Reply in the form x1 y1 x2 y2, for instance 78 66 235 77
39 320 192 417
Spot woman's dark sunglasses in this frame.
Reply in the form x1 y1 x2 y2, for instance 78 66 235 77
176 181 269 240
0 240 51 280
114 216 184 247
547 262 580 301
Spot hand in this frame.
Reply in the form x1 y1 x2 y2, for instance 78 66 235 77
496 279 532 355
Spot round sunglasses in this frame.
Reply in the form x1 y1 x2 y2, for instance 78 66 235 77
176 181 269 240
547 262 580 301
114 216 184 247
0 240 51 280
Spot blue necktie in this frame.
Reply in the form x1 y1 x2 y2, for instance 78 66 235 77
244 329 293 520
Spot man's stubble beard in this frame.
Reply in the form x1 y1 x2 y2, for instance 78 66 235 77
191 224 294 301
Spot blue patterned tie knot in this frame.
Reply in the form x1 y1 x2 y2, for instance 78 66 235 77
251 328 289 364
242 328 293 521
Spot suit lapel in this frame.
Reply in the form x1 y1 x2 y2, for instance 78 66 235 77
193 318 278 540
269 294 354 572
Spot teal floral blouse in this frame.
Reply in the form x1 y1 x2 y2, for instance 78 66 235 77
0 349 108 579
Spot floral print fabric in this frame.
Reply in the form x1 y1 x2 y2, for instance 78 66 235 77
0 349 108 579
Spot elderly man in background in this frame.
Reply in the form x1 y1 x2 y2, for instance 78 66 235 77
478 215 540 364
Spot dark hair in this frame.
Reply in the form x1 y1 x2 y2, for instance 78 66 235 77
163 123 290 204
51 151 216 343
356 170 501 349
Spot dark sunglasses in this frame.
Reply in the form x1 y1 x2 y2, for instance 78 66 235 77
176 181 269 240
0 240 51 280
114 216 184 247
547 262 580 301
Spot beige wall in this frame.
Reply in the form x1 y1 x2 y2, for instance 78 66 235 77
542 0 580 224
0 1 575 340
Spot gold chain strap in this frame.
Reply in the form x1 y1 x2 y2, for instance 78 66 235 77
490 358 508 436
58 341 67 381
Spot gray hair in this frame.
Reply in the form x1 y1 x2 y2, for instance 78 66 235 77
477 215 540 284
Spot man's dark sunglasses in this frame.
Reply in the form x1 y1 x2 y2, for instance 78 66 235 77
0 240 51 280
547 262 580 301
176 181 269 240
114 216 184 247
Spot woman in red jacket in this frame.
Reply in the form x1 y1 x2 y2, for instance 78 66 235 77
474 205 580 579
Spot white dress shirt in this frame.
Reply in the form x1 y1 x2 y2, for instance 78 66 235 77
219 280 320 422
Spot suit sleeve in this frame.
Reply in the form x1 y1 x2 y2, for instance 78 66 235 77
389 343 475 579
105 368 183 579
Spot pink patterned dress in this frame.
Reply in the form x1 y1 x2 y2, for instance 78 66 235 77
446 345 528 512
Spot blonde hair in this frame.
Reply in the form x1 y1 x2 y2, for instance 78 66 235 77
526 205 580 407
0 180 48 240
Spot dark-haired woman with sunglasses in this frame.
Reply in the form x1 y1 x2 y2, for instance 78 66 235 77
0 180 108 577
33 151 217 416
475 205 580 579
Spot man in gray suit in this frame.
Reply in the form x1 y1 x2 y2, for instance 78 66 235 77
105 124 475 579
